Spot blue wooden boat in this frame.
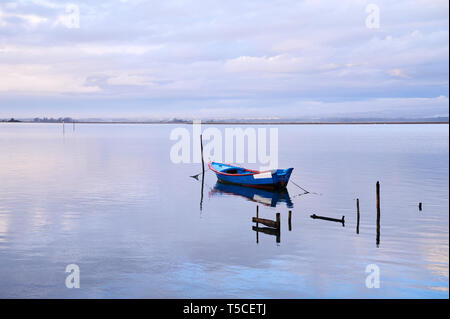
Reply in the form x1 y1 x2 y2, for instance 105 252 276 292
208 162 293 190
211 182 293 208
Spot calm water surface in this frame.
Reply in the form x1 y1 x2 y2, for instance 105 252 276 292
0 123 448 298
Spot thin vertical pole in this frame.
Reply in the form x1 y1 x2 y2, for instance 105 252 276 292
200 134 205 211
256 206 259 244
200 134 205 175
376 181 381 247
356 198 360 234
276 213 281 244
288 210 292 231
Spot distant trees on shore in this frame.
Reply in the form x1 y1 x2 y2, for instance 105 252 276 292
32 117 74 123
0 118 21 122
1 117 75 123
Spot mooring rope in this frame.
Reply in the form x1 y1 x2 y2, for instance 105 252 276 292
290 180 310 194
289 178 321 197
190 166 211 180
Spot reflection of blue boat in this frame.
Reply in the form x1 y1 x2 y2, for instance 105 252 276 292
208 162 293 190
211 181 293 208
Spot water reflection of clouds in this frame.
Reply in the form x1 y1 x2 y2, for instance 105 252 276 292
0 212 9 243
0 124 447 298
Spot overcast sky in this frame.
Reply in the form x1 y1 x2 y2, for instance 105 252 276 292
0 0 448 119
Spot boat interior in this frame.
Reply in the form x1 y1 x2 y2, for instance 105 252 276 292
222 167 249 175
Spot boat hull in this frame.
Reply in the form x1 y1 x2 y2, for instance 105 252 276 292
216 177 287 190
208 162 293 190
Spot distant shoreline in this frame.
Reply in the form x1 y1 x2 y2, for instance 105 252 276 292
1 121 448 125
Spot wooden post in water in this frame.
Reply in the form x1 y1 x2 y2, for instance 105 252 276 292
376 181 381 247
310 214 345 225
62 120 65 135
288 210 292 231
200 134 205 176
276 213 280 229
419 202 422 211
199 134 205 211
252 210 281 244
256 206 259 244
356 198 360 234
252 216 279 228
276 213 281 243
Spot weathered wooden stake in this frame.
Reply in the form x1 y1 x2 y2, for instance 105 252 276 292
252 210 281 243
256 205 259 244
276 213 280 229
276 213 281 243
376 181 380 215
310 214 345 225
376 181 381 247
198 134 205 211
419 202 422 211
252 217 279 229
356 198 360 234
200 134 205 175
288 210 292 231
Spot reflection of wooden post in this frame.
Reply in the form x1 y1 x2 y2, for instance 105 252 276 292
200 134 205 175
356 199 360 234
200 173 204 211
288 210 292 231
73 120 75 132
376 181 381 247
252 226 280 244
